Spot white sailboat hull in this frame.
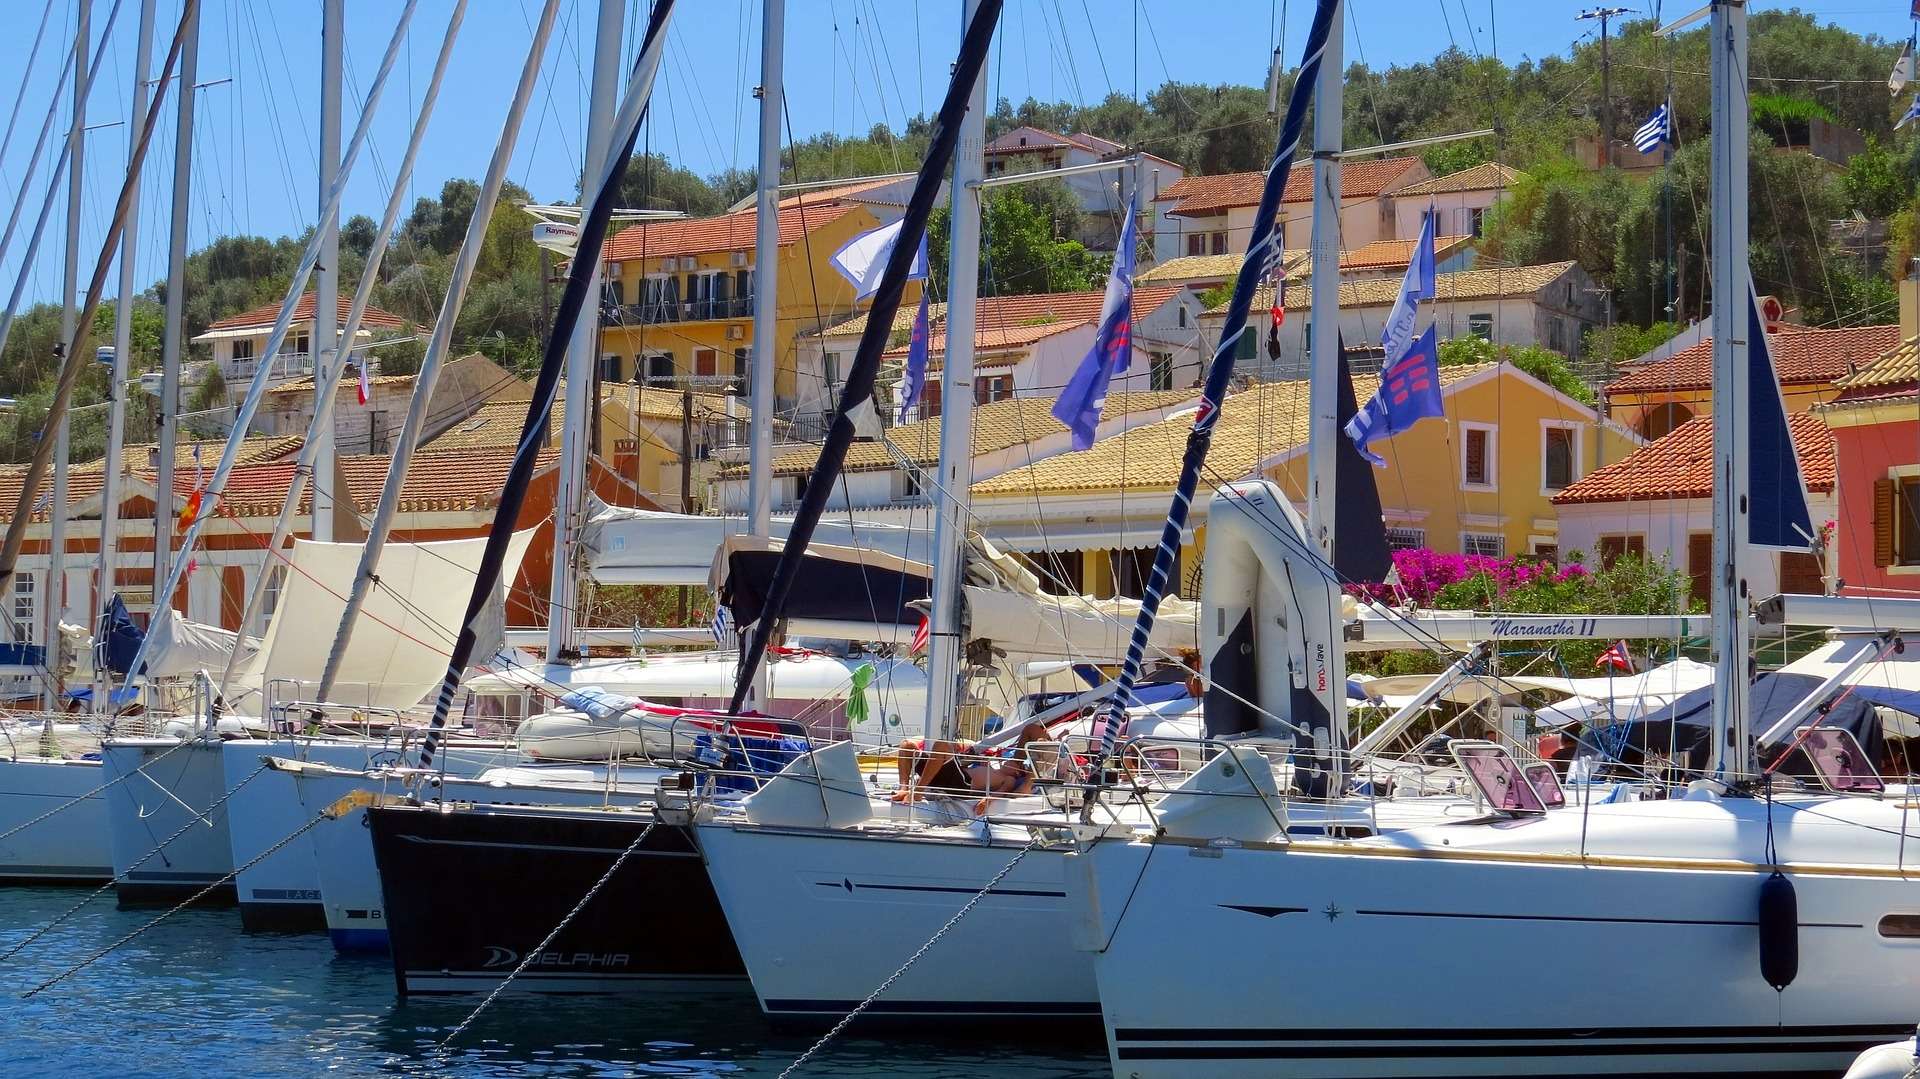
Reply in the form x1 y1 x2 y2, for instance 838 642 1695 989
696 819 1100 1021
1078 796 1920 1078
0 757 111 881
222 738 521 929
102 738 235 902
284 762 664 951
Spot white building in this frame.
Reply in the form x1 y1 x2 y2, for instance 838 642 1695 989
984 126 1185 253
1151 156 1430 264
1552 412 1834 603
1390 161 1519 241
792 284 1205 433
192 292 410 389
1202 260 1604 378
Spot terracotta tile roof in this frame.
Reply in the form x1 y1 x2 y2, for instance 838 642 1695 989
212 448 565 518
1394 161 1520 197
602 202 861 262
972 364 1491 497
423 383 742 453
1821 334 1920 405
1604 323 1900 396
1136 253 1246 284
1551 412 1834 506
877 285 1188 359
0 468 109 522
1213 261 1579 314
262 371 416 397
1341 235 1475 272
1154 156 1424 216
775 176 912 208
986 126 1125 157
719 389 1201 480
203 292 406 333
76 434 303 473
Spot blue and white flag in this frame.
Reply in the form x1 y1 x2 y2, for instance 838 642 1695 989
1634 100 1671 153
829 219 930 300
1901 92 1920 130
1345 324 1443 467
896 284 932 424
1051 191 1139 450
1379 208 1437 366
710 604 733 647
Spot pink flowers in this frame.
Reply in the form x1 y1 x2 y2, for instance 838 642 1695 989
1352 548 1587 607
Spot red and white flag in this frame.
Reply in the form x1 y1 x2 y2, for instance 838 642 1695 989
1594 640 1633 673
356 360 372 406
910 616 930 655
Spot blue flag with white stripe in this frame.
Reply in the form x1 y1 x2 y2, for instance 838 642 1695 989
1900 92 1920 130
1634 100 1671 152
1379 208 1436 367
1051 190 1138 450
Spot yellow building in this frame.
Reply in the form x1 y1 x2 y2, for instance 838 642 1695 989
967 363 1644 598
596 178 919 415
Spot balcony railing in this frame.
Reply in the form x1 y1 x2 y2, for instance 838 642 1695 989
603 296 754 326
225 352 316 382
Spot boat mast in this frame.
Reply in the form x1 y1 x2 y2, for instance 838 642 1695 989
316 0 541 703
219 0 464 697
93 0 155 714
46 0 88 711
742 0 782 708
546 0 624 666
154 0 198 613
1706 0 1753 785
419 0 680 768
311 0 342 542
725 0 1002 717
1305 0 1348 790
926 0 987 741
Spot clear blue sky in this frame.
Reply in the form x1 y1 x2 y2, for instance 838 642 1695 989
0 0 1909 306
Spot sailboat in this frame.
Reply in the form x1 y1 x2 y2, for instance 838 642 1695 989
1073 4 1920 1076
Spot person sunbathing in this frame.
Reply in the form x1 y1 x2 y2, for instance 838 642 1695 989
892 722 1048 814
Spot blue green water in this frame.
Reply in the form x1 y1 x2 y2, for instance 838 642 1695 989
0 887 1105 1078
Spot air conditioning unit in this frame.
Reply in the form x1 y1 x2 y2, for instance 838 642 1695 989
731 252 748 268
726 325 744 341
678 256 696 271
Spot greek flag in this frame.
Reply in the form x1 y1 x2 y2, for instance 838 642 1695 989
1901 92 1920 130
710 605 734 648
1633 101 1671 154
1051 189 1139 450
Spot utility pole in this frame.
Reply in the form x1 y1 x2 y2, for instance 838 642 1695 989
1577 7 1631 164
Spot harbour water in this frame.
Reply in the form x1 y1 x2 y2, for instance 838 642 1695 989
0 887 1105 1077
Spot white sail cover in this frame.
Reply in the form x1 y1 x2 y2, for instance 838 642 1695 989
581 504 932 584
240 531 533 710
962 537 1201 660
140 608 263 680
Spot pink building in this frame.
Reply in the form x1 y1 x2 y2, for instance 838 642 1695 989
1819 302 1920 594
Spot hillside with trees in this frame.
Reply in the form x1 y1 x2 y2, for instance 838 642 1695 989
3 7 1914 463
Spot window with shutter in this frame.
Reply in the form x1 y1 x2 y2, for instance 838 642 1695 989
1874 478 1897 567
1901 478 1920 567
1688 532 1713 608
1780 551 1824 595
1461 425 1494 488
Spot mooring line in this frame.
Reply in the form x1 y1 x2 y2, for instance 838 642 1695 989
436 818 660 1054
0 733 199 847
22 811 326 998
776 838 1040 1079
0 759 272 962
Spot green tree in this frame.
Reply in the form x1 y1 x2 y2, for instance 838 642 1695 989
1438 337 1596 405
1841 137 1913 220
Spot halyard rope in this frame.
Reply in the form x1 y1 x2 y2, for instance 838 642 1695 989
776 837 1040 1079
435 817 661 1054
23 810 327 997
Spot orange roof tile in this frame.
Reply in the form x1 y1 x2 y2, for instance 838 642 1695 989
1604 324 1900 396
1154 156 1424 216
878 285 1187 359
1551 412 1834 505
1395 161 1520 197
602 202 860 262
986 126 1125 158
204 291 406 333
